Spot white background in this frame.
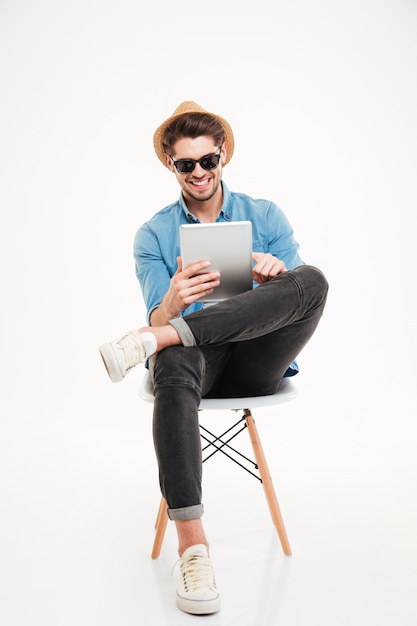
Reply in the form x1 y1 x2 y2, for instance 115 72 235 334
1 1 416 624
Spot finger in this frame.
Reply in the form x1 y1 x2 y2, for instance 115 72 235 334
182 259 214 278
188 272 221 290
253 255 274 277
253 258 286 282
174 256 183 275
180 276 221 304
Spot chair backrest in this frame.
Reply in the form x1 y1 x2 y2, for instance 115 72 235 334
138 370 297 410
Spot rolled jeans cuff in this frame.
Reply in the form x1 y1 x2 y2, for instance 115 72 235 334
168 504 204 521
169 316 196 347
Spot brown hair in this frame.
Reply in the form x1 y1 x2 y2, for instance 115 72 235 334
162 113 226 156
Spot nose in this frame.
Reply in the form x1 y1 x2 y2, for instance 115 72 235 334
191 162 210 177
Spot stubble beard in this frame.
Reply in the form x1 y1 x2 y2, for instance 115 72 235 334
184 179 221 204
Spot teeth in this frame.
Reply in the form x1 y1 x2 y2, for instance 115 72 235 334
193 179 209 186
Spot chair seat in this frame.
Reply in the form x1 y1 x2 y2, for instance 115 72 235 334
138 370 297 409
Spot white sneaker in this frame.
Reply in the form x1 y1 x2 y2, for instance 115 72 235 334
99 330 157 383
174 544 220 615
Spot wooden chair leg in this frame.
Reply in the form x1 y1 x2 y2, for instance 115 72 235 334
245 409 292 556
151 497 169 559
154 496 166 529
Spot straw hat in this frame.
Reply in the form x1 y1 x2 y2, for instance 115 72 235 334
153 101 235 168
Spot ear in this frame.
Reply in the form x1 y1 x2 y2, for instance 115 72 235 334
220 142 227 165
164 153 174 171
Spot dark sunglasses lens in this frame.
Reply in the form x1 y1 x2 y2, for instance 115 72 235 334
200 155 220 170
175 159 195 173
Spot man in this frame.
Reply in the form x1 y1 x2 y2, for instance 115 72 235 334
99 101 328 615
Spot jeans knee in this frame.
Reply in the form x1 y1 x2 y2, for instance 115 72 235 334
296 264 329 302
151 346 205 393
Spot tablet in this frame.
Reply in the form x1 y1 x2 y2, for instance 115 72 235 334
180 221 253 302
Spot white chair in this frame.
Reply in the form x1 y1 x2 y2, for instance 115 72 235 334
139 370 297 559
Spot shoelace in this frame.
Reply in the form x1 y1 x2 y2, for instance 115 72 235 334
172 553 217 593
118 332 145 371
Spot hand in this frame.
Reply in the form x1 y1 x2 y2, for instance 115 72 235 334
162 257 221 317
252 252 287 284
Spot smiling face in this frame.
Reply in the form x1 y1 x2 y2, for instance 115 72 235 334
165 136 227 207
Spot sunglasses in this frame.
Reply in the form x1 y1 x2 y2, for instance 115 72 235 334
170 151 222 174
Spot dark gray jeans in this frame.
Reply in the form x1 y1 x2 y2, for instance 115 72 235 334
149 265 328 521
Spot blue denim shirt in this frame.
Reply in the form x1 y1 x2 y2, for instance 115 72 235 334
134 182 305 374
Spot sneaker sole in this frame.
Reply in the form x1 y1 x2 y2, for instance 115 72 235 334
99 343 124 383
176 594 221 615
